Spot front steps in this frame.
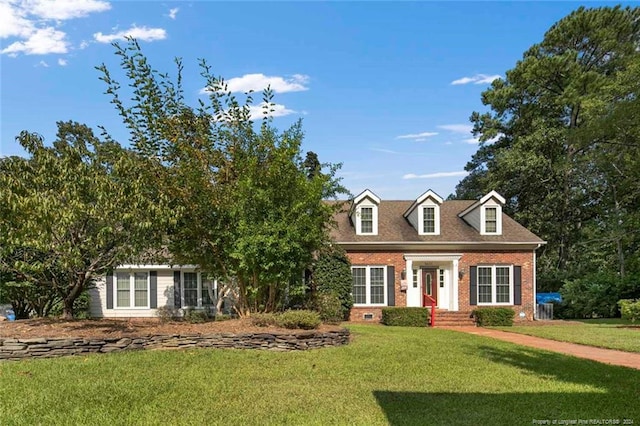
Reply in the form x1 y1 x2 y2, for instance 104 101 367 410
432 310 476 327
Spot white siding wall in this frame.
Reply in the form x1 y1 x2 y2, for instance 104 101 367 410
466 206 481 232
407 208 419 232
90 270 175 318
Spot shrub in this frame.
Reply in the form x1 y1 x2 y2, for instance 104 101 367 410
183 308 209 324
618 299 640 322
315 293 343 324
472 308 515 326
214 313 232 321
381 307 429 327
251 313 278 327
275 310 321 330
313 246 353 320
156 306 179 322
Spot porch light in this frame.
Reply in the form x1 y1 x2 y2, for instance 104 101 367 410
401 269 407 280
458 268 465 279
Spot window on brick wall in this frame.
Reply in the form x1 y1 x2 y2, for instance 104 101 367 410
351 266 387 305
477 265 512 305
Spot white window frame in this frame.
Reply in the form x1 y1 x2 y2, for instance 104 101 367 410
181 271 217 308
351 265 387 306
356 204 378 235
481 204 502 235
114 271 150 309
419 203 440 235
477 265 513 306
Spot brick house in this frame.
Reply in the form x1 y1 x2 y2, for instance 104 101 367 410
331 189 545 324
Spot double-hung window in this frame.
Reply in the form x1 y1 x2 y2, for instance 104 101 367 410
352 266 386 305
484 207 498 233
115 272 149 308
423 206 435 233
477 265 512 305
360 207 373 233
182 272 217 308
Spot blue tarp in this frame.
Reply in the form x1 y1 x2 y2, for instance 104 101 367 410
536 292 562 304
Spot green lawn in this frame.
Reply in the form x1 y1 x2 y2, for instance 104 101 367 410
1 324 639 425
496 319 640 353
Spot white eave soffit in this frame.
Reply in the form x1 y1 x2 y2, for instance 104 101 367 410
403 189 443 218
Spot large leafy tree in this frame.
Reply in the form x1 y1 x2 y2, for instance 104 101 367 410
0 121 172 318
453 6 640 289
97 39 346 315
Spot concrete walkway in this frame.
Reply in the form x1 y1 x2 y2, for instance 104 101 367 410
440 326 640 370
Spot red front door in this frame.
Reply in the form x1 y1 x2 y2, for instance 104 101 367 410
422 268 438 307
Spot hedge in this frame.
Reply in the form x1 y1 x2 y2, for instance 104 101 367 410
472 307 515 326
381 307 430 327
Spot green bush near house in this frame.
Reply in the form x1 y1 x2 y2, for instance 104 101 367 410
251 312 278 327
315 293 344 324
381 307 429 327
251 310 321 330
184 309 209 324
472 307 515 326
618 299 640 322
275 310 321 330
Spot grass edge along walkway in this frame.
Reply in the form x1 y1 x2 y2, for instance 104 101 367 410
441 326 640 370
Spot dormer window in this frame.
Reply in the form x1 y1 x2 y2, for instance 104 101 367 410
360 207 374 233
485 207 497 233
404 189 442 235
459 190 505 236
350 189 381 236
481 204 502 235
421 205 437 234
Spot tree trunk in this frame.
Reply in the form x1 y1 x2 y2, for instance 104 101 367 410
61 273 85 319
61 298 75 320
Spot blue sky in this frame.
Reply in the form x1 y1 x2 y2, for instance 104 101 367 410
1 1 631 199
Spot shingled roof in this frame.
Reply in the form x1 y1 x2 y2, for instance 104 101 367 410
329 199 544 244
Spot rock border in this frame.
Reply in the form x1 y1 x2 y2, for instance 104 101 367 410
0 329 350 361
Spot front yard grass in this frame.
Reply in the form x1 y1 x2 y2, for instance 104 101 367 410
496 319 640 353
1 324 639 425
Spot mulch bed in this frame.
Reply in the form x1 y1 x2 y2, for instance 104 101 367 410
0 318 343 339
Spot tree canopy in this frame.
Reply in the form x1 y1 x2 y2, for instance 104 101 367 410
0 121 172 318
453 6 640 299
97 39 347 315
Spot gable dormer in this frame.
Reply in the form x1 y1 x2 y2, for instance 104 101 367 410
403 189 443 235
350 189 381 235
458 190 505 235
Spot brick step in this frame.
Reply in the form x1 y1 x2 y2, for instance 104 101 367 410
435 321 476 327
432 311 476 327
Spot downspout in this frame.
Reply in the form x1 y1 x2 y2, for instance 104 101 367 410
533 244 541 320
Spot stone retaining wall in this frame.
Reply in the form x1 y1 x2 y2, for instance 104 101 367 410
0 330 350 361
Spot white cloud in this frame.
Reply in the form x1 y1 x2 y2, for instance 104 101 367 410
438 124 473 134
248 102 296 120
464 135 500 145
79 40 90 49
168 7 179 19
37 60 49 67
403 171 469 179
396 132 438 140
0 2 34 38
58 58 67 66
29 0 111 20
94 26 167 43
451 74 501 85
2 27 69 55
370 148 398 154
1 0 110 56
202 73 310 94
